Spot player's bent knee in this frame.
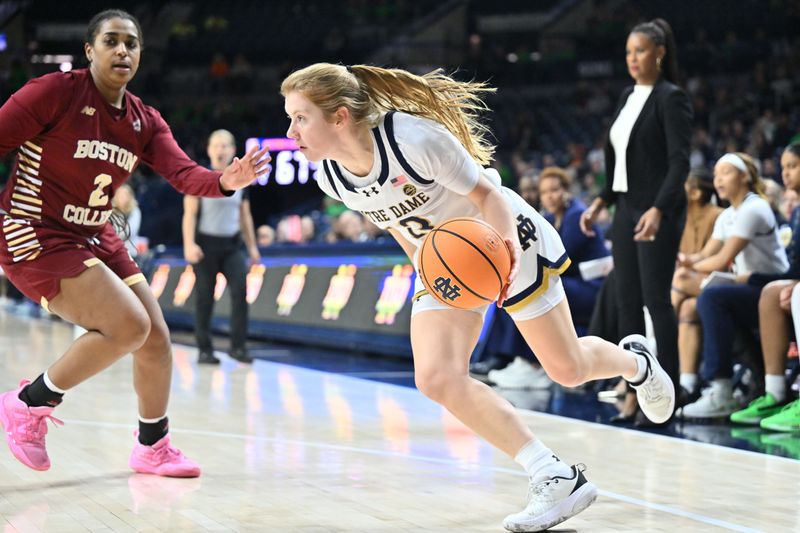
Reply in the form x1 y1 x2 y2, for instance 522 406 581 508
759 284 781 311
547 362 585 388
415 370 455 404
114 309 152 353
137 322 172 361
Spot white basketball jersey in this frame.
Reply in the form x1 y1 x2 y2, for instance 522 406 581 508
317 112 486 246
316 111 569 311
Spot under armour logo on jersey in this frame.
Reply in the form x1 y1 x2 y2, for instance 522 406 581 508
516 214 538 251
433 276 461 301
80 106 96 116
360 186 380 197
132 119 141 132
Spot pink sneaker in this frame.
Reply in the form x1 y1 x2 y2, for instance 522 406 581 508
0 380 63 471
129 432 201 478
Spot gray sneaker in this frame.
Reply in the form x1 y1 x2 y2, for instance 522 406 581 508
620 334 675 424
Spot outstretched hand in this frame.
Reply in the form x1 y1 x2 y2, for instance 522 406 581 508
497 237 522 307
219 145 271 191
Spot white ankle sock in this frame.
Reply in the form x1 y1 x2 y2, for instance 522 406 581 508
627 354 648 384
43 370 67 394
765 375 786 403
680 373 698 393
138 415 167 424
514 439 572 482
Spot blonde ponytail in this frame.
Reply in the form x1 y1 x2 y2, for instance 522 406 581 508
281 63 496 165
735 152 766 198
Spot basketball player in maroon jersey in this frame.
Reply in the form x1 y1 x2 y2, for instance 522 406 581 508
0 9 269 476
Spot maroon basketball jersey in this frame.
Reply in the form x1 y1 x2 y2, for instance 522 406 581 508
0 68 224 238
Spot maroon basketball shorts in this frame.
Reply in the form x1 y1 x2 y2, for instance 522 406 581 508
0 216 145 310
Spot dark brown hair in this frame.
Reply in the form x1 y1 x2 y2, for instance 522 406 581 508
686 167 716 205
86 9 143 48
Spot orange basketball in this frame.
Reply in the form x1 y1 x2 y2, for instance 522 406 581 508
418 218 511 309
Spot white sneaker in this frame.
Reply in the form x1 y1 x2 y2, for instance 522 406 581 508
620 334 675 424
488 357 553 390
503 464 598 532
676 384 739 419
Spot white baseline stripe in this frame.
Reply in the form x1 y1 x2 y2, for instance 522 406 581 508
596 489 765 533
174 343 800 468
61 417 762 532
515 407 800 467
181 343 800 467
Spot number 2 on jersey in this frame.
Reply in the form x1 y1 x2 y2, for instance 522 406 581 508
399 216 434 239
88 173 113 207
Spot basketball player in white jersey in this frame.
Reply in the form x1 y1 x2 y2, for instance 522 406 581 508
282 63 675 532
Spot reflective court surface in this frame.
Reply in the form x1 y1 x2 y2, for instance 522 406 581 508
0 309 798 532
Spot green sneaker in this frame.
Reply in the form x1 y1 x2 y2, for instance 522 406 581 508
760 398 800 432
730 393 786 425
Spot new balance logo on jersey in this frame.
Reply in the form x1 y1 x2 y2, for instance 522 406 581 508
433 276 461 301
360 186 380 197
516 214 538 251
81 106 96 116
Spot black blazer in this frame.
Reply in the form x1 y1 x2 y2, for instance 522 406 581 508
600 79 693 214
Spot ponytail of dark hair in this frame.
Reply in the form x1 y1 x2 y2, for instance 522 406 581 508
631 18 679 84
654 19 679 84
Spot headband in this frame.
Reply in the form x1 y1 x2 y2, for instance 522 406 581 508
717 153 748 173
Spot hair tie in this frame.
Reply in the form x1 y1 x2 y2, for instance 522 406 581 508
345 65 353 73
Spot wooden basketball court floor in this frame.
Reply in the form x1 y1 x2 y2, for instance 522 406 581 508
0 309 798 532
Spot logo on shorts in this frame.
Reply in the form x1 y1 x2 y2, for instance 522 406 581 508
433 276 461 301
402 184 416 196
516 214 538 251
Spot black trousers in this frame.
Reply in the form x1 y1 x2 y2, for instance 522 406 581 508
610 197 683 386
194 233 248 353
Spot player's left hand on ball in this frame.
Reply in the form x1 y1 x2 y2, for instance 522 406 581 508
497 238 521 307
220 145 271 191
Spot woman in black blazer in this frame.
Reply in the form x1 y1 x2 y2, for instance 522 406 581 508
581 18 693 421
